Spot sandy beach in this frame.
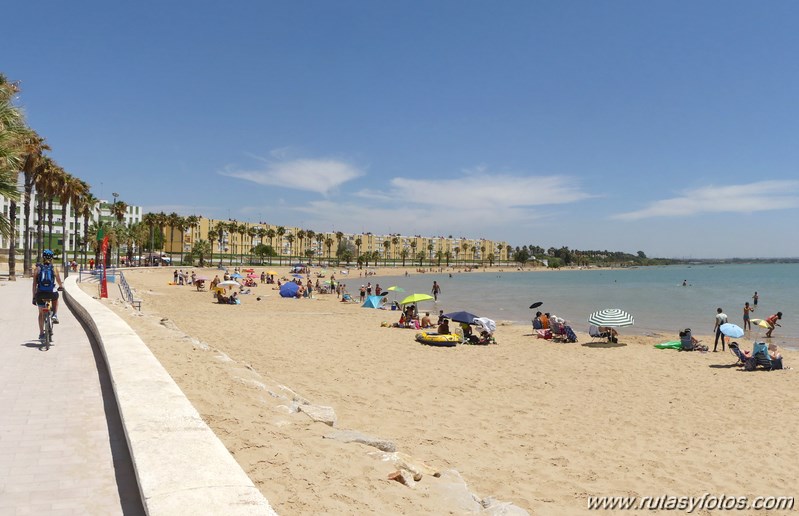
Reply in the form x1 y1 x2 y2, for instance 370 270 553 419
88 266 798 514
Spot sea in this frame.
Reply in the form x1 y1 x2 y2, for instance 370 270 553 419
359 263 799 351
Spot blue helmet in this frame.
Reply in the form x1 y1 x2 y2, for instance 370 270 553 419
42 249 54 258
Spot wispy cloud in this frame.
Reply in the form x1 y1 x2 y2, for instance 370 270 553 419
358 172 593 209
612 180 799 220
220 156 364 196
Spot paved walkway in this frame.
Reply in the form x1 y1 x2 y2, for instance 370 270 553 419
0 277 143 515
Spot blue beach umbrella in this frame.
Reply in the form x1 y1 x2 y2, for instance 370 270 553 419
362 295 385 309
719 323 745 339
443 311 480 325
279 282 300 298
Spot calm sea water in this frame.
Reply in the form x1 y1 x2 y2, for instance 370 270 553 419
362 264 799 350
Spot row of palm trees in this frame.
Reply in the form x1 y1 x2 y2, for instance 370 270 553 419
1 73 135 279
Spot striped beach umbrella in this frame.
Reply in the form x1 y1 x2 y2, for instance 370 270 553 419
588 308 634 327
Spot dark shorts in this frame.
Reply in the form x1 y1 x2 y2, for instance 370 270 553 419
35 291 59 306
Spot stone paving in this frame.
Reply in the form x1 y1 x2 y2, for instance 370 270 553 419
0 277 143 515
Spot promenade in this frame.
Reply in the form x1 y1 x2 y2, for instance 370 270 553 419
0 276 143 515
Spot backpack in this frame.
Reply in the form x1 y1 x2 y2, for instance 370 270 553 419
37 263 55 292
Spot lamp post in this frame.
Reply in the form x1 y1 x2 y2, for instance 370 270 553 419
112 192 119 267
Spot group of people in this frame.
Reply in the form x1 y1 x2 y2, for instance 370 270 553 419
712 295 783 353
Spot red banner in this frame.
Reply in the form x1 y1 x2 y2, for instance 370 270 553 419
100 235 109 298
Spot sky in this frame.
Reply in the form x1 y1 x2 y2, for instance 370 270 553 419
5 1 799 258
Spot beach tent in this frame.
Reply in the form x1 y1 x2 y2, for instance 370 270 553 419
362 295 385 309
279 282 299 298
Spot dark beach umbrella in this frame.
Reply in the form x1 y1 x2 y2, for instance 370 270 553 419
443 311 480 325
529 301 543 309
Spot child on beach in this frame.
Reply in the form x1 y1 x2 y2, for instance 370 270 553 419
743 302 754 331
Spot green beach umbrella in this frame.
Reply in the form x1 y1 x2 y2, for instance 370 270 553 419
399 293 434 305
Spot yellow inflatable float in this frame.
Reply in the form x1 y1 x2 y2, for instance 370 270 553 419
415 332 459 347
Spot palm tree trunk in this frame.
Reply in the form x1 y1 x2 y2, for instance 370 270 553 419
22 178 33 275
8 200 18 280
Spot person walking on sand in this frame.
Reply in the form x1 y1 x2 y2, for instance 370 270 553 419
743 301 754 331
431 280 441 301
713 307 728 352
765 312 782 338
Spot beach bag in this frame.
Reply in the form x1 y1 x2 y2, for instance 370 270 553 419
37 263 55 291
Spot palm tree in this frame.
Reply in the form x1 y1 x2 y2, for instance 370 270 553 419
81 193 99 265
68 179 89 265
276 226 286 265
247 225 258 264
391 236 400 264
110 198 128 267
237 223 248 265
0 74 28 280
192 239 211 266
141 212 157 259
355 236 362 258
285 233 295 263
454 246 460 267
154 212 168 253
480 245 487 267
296 229 306 260
324 237 334 260
167 212 180 260
184 215 200 264
335 231 344 261
383 240 391 266
400 247 409 267
265 228 276 264
19 132 49 275
316 233 324 261
427 243 434 265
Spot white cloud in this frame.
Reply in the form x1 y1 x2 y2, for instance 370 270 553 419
612 180 799 220
220 157 364 196
357 173 593 210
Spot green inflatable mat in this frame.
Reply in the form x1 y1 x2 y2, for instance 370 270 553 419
654 340 682 349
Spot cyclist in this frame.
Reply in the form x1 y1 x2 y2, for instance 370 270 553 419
32 249 64 339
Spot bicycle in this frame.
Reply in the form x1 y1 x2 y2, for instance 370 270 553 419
41 299 54 350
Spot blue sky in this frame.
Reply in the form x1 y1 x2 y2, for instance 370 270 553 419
6 1 799 258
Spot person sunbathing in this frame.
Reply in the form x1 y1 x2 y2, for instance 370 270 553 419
598 326 619 343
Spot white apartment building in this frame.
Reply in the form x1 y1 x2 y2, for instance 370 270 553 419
0 183 142 254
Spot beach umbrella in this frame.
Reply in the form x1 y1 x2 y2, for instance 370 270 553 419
292 274 304 279
529 301 543 309
362 295 385 309
443 311 480 325
279 282 300 298
474 317 497 334
266 270 278 275
751 318 771 329
719 323 745 339
231 273 243 279
217 280 240 289
399 293 434 305
588 308 634 327
195 277 208 282
387 286 405 292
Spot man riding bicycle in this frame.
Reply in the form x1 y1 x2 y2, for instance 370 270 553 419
32 249 64 340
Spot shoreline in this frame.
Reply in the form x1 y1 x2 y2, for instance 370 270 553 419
86 268 797 514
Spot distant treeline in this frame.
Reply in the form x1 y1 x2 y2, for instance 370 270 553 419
511 245 678 268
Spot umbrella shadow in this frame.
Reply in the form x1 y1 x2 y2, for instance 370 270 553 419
581 341 627 349
709 363 741 369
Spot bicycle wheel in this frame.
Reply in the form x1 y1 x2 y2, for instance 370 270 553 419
44 312 53 349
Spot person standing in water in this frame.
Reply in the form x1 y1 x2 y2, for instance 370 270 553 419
743 301 754 331
431 280 441 301
752 291 759 310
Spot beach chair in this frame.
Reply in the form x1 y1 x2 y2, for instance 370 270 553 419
744 342 783 371
728 342 749 365
589 325 611 342
549 319 567 342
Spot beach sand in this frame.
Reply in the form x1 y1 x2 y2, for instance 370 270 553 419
88 266 798 514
